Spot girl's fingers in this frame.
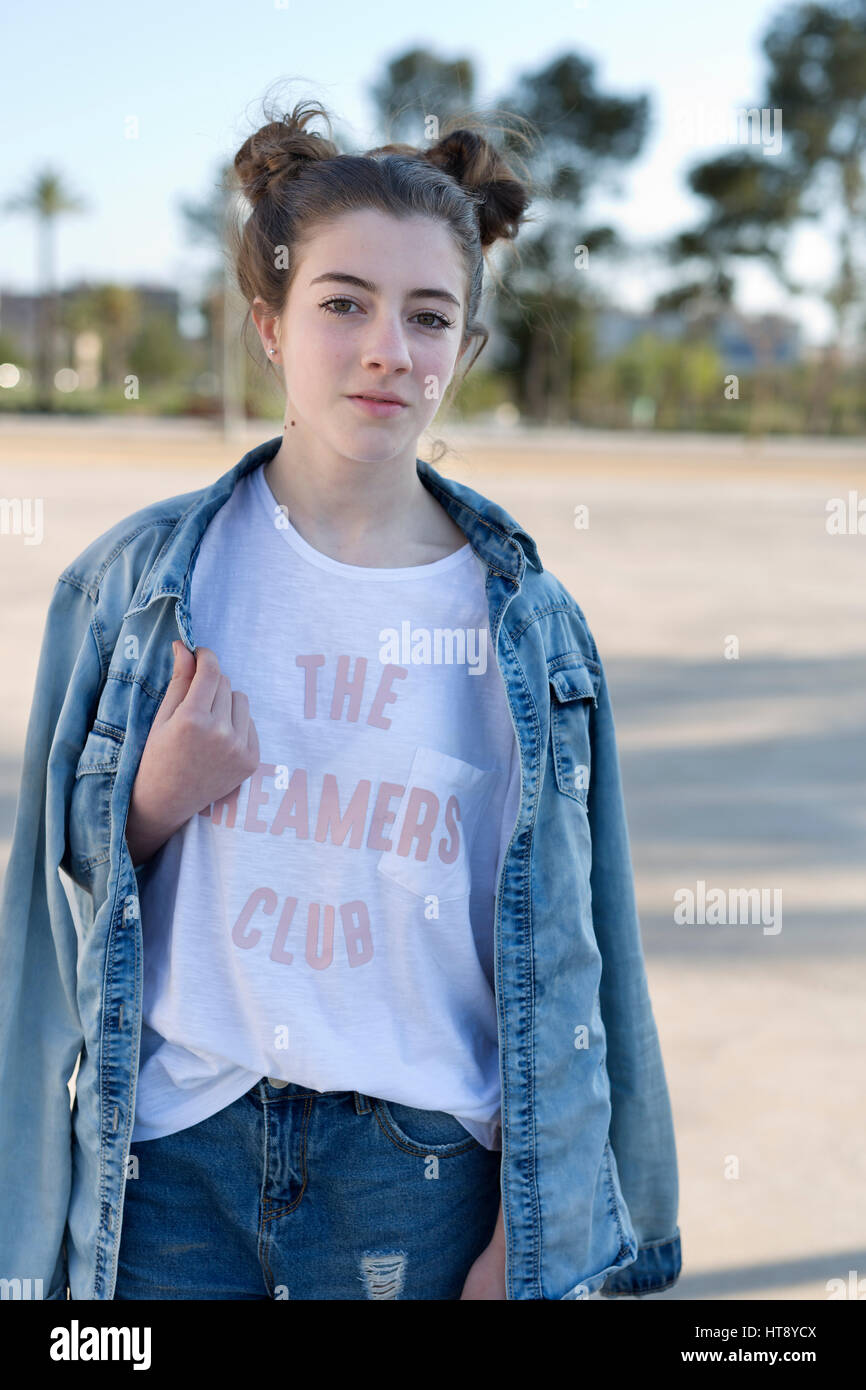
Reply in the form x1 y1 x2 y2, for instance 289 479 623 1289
231 689 250 742
184 646 224 714
246 715 260 766
211 673 233 724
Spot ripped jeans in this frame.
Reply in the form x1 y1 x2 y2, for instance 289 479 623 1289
114 1078 503 1299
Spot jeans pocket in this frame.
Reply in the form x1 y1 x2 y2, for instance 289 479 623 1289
373 1098 481 1157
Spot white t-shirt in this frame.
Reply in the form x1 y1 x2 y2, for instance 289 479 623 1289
131 462 521 1150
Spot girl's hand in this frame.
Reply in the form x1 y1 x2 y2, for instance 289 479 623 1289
125 641 260 866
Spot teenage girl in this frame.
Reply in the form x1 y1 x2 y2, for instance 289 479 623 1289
115 97 534 1299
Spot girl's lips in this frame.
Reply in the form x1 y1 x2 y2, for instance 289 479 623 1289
347 395 407 417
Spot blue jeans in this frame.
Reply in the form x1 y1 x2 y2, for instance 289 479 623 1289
114 1078 503 1299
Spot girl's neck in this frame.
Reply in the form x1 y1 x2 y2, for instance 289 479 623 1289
262 443 468 569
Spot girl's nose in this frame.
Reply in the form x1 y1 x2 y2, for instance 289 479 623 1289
360 321 413 374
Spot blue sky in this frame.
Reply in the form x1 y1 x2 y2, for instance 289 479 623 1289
0 0 841 344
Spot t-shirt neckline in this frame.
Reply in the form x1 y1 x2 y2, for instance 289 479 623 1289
251 462 474 580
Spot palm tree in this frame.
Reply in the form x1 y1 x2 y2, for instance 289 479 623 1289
4 169 87 411
180 163 247 439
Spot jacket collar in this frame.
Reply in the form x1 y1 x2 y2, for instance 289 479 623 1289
127 433 542 616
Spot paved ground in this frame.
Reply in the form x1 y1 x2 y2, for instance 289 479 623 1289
1 417 864 1301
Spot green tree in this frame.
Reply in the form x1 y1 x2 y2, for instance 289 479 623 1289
369 48 476 144
128 313 186 386
368 47 651 423
494 53 650 422
179 161 248 436
665 0 866 427
62 285 141 390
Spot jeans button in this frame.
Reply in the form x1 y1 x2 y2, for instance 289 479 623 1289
267 1076 289 1088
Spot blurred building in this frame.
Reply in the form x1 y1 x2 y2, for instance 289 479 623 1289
593 305 802 367
0 282 180 362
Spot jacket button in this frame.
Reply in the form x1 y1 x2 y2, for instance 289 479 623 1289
267 1076 290 1088
122 894 139 925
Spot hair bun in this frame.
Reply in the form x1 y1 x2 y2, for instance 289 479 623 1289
425 127 530 249
429 129 485 187
233 102 337 207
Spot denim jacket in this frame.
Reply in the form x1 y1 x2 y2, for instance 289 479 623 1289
0 433 681 1300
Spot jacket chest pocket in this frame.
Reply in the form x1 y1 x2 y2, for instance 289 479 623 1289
548 656 601 808
65 720 126 886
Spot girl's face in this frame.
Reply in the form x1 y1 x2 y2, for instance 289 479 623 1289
256 208 472 465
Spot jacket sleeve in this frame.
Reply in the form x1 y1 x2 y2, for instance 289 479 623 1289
0 574 100 1300
582 636 682 1295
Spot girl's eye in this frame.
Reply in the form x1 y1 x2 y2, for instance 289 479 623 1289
320 297 357 318
319 297 453 331
414 310 453 331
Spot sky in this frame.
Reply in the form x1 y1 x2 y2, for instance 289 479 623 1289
0 0 844 345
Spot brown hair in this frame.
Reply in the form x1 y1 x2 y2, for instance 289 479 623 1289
226 94 535 406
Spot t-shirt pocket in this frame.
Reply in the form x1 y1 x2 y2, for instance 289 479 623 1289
376 744 501 902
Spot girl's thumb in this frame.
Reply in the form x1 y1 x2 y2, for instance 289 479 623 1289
157 639 194 721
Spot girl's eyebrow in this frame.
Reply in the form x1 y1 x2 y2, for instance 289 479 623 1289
309 272 460 308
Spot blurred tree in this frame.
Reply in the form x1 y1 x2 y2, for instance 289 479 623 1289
664 0 866 428
0 331 27 367
179 172 223 394
62 284 141 390
3 169 87 411
763 0 866 349
179 163 246 438
368 47 651 423
763 0 866 426
576 331 725 428
663 156 804 316
370 48 476 143
128 313 186 386
493 53 650 422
